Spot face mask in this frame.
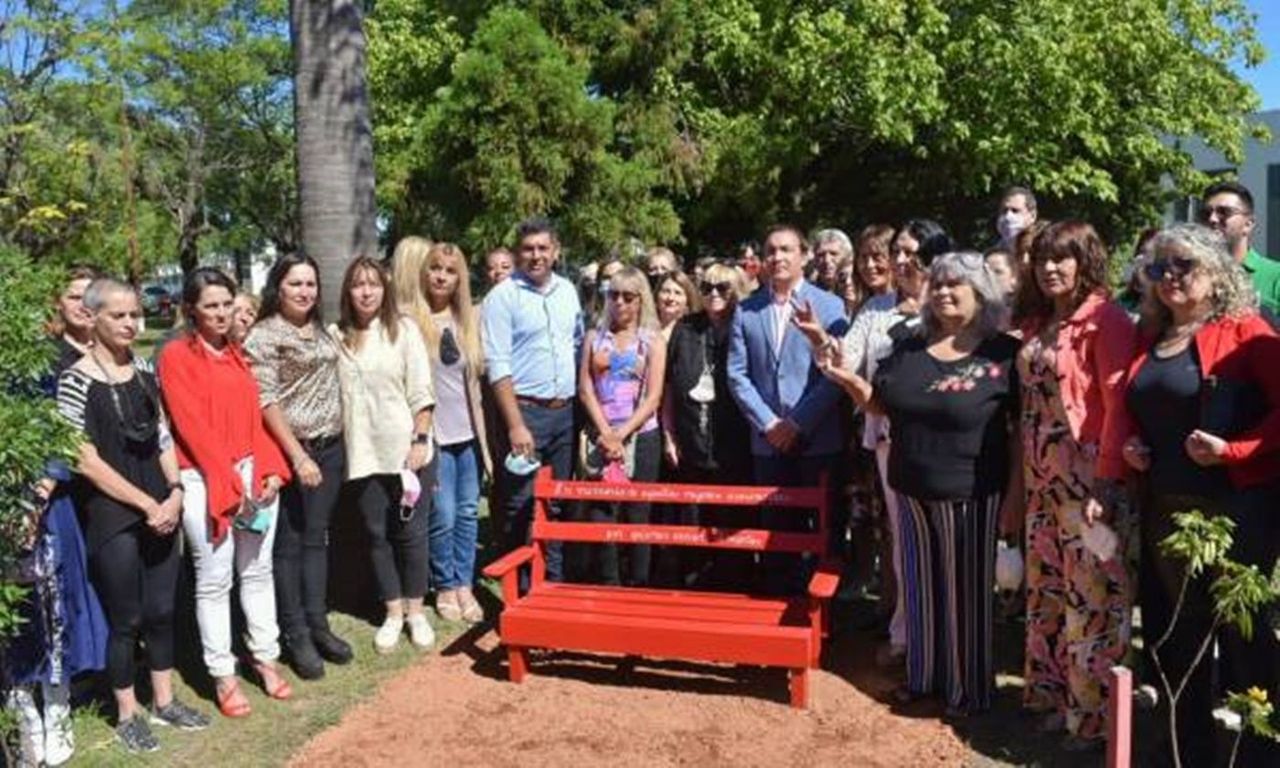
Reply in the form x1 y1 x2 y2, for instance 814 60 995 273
741 260 761 278
997 212 1025 243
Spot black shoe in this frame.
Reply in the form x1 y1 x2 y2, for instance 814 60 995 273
286 634 326 679
311 627 353 665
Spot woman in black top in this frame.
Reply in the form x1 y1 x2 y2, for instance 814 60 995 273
659 262 753 587
810 251 1020 715
56 279 208 754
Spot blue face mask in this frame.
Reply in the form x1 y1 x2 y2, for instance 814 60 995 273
504 451 542 477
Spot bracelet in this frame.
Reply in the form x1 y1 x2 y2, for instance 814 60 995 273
166 481 184 494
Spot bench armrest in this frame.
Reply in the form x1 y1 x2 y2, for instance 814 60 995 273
807 559 842 600
482 546 536 579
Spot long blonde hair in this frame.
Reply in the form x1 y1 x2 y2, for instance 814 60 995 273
391 235 433 331
420 242 484 374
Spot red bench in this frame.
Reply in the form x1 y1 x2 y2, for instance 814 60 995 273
482 468 838 708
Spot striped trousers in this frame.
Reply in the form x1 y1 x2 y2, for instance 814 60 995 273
899 493 999 711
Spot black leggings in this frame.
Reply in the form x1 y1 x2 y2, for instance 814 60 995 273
88 526 180 690
354 471 430 602
275 437 346 639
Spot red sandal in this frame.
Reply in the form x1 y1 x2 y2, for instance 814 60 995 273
216 679 252 718
251 660 293 700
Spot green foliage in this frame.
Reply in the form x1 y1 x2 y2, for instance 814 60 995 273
1159 511 1236 579
1225 687 1278 742
367 0 1265 256
0 245 80 642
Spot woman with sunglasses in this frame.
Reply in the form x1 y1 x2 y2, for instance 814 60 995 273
658 263 752 587
1003 222 1137 751
1122 223 1280 768
57 278 209 753
418 243 491 624
158 268 293 718
655 271 701 344
804 251 1020 716
332 256 436 653
243 253 351 678
579 267 666 586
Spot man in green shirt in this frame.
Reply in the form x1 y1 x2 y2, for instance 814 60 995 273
1200 180 1280 317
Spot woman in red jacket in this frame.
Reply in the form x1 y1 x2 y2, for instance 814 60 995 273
1123 223 1280 768
1003 221 1138 751
158 268 292 718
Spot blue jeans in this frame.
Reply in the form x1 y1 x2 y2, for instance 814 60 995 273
498 402 575 583
429 440 481 590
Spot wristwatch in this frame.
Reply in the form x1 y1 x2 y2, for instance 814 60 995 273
412 433 430 445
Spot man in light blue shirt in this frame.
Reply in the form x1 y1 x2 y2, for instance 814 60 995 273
482 218 583 582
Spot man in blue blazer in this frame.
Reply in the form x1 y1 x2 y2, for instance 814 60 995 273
728 224 849 592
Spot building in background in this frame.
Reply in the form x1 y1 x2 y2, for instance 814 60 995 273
1169 109 1280 257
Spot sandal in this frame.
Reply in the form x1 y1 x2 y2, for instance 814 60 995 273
250 660 293 701
215 679 251 718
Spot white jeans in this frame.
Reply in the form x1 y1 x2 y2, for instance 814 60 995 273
181 458 280 678
876 442 906 651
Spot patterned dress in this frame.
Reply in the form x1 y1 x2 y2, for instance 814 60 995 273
1019 332 1132 739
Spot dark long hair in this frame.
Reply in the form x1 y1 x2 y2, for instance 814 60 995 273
258 252 323 324
1016 220 1110 328
338 256 400 349
895 219 954 267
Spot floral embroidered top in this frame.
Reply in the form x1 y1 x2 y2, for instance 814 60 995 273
873 331 1021 500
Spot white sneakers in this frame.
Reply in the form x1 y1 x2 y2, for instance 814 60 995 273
374 614 405 654
406 613 435 650
6 683 75 767
374 612 436 653
43 683 75 766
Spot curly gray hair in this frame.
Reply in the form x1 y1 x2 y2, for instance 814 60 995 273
921 251 1008 338
812 228 853 259
1141 223 1258 334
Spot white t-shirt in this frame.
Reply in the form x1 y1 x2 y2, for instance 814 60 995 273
431 312 475 447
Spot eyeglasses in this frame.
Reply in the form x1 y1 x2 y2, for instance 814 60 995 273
1142 256 1197 283
1197 205 1246 223
699 281 733 297
607 289 640 304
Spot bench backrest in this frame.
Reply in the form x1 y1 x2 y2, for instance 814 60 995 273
530 467 829 562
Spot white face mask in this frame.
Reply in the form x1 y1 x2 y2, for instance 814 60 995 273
997 212 1026 243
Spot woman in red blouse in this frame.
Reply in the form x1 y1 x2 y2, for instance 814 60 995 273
158 268 292 718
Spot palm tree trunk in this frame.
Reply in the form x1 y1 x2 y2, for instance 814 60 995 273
289 0 378 320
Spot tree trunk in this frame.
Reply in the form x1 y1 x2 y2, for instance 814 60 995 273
289 0 378 320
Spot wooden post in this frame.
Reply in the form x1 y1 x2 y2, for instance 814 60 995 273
1107 665 1133 768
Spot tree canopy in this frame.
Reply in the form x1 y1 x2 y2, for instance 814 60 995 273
367 0 1267 261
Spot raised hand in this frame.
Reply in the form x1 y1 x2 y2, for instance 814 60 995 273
790 299 828 348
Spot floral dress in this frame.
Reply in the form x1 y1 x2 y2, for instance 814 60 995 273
1019 332 1132 739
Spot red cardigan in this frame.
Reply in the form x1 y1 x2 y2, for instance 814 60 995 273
159 334 291 542
1125 313 1280 489
1021 292 1138 480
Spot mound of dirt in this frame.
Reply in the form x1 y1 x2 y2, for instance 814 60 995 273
293 628 969 767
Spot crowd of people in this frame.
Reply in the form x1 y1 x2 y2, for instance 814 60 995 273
4 182 1278 765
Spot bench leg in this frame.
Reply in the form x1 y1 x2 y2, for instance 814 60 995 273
788 667 809 709
507 646 529 684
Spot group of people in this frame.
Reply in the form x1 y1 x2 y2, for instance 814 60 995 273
5 182 1277 765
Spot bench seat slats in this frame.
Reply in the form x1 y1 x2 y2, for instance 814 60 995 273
518 590 808 627
538 582 795 611
501 606 812 668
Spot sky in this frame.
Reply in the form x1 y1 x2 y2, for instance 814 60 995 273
1241 0 1280 109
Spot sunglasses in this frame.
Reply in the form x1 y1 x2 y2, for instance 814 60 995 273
699 281 733 297
607 289 640 304
1197 205 1246 224
1142 256 1197 283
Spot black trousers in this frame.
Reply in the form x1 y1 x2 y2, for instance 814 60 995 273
274 437 346 639
89 525 179 690
353 470 431 602
582 429 661 587
1140 483 1280 768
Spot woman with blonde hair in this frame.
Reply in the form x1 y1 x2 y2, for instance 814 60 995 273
419 243 492 623
579 266 666 585
391 235 434 328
